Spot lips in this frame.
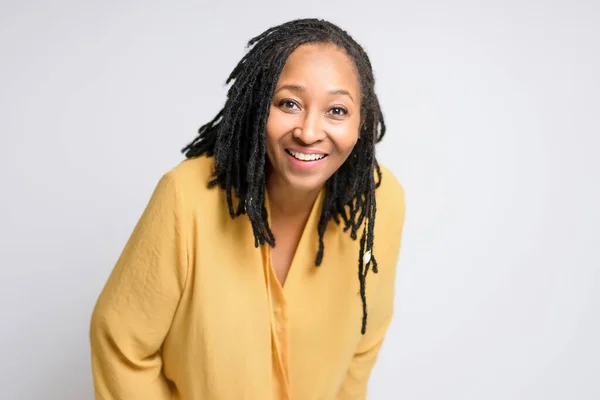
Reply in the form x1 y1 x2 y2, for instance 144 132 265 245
285 149 328 161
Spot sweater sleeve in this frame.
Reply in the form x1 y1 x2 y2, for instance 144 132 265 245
337 174 406 400
90 172 188 400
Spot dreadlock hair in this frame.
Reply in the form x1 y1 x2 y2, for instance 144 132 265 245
182 18 386 335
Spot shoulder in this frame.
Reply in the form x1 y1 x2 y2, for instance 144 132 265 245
165 154 214 188
159 155 216 201
144 155 219 220
375 162 406 224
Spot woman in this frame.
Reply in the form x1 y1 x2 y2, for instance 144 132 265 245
90 18 406 400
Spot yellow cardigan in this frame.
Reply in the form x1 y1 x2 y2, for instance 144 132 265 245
90 155 406 400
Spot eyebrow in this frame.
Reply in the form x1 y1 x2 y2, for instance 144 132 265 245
275 84 355 103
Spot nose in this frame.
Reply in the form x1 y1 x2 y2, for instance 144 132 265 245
293 110 326 144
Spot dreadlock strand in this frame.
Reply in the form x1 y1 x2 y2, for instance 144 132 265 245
358 225 368 335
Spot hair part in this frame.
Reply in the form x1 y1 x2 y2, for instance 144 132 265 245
182 18 385 334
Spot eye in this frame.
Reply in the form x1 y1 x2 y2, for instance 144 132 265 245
329 106 349 116
278 99 300 111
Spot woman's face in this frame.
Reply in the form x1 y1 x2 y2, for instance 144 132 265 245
265 43 362 194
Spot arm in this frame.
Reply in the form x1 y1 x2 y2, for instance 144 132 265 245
336 315 394 400
89 172 188 399
337 177 406 400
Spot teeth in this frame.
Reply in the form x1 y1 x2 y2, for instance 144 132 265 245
288 150 326 161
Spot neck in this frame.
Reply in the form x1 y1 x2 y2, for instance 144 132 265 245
266 174 322 220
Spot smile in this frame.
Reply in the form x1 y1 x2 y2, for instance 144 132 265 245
285 149 328 161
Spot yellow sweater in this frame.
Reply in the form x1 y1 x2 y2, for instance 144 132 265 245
90 155 406 400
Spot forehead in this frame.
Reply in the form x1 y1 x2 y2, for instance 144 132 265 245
276 43 360 93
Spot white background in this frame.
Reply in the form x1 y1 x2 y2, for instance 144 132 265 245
1 1 598 399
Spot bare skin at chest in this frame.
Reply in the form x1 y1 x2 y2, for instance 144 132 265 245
267 183 318 287
270 215 308 286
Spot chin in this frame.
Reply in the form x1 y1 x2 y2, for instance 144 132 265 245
284 172 328 193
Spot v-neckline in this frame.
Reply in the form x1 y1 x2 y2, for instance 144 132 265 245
264 188 325 294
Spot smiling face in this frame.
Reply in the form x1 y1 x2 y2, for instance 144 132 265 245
265 42 362 194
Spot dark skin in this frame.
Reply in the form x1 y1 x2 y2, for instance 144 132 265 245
265 43 362 286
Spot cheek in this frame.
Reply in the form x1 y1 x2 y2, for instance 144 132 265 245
329 123 360 158
266 108 295 141
265 108 294 163
265 109 281 155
